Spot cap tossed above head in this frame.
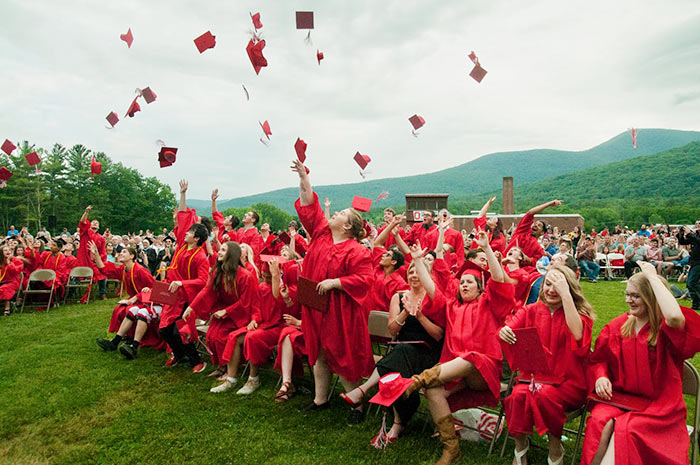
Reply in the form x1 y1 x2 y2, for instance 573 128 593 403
294 138 307 162
25 151 41 167
125 97 140 118
628 128 638 149
106 112 119 127
375 191 389 202
409 114 425 131
259 120 272 140
246 39 268 75
251 12 263 30
158 147 178 168
467 51 487 83
296 11 314 29
0 166 13 188
194 31 216 53
90 156 102 178
120 28 133 48
352 196 372 213
141 87 157 104
2 139 16 156
353 152 371 170
316 50 324 65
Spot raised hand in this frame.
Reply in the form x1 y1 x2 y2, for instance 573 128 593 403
324 197 331 208
179 179 188 193
290 159 308 179
211 188 219 201
637 261 657 279
409 241 427 260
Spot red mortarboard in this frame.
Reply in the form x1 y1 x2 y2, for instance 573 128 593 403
353 152 371 170
409 114 425 131
120 28 133 48
296 11 314 29
317 50 324 65
375 191 389 202
352 196 372 212
369 373 413 407
2 139 16 155
0 166 13 187
90 156 102 178
628 128 638 149
141 87 157 104
260 254 289 264
25 151 40 166
294 138 307 162
106 112 119 127
469 65 487 83
259 120 272 139
251 12 263 30
158 147 178 168
125 97 140 118
246 39 268 75
194 31 216 53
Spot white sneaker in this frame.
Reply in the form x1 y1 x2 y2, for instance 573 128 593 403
236 378 261 395
210 377 237 393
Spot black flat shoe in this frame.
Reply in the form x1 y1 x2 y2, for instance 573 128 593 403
347 407 365 425
300 400 330 412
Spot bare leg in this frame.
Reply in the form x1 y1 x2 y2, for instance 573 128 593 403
249 363 259 378
312 349 332 405
116 317 134 336
279 336 295 389
513 435 529 464
600 432 615 465
424 385 451 423
547 433 564 462
439 357 488 390
226 335 245 378
591 420 615 465
388 406 404 439
133 320 147 342
345 368 381 404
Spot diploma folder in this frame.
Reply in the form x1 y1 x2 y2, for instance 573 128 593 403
297 276 329 312
504 327 563 385
587 392 651 412
142 281 178 306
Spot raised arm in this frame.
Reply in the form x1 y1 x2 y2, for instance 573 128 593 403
80 205 92 223
291 159 313 206
392 224 411 256
374 214 403 248
270 258 281 298
549 272 583 340
88 241 105 269
411 241 436 299
527 199 562 216
435 216 452 259
211 188 219 214
475 230 505 282
178 180 188 212
477 196 496 218
324 198 331 221
638 261 684 328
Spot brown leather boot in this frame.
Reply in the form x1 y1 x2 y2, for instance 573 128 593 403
404 363 443 398
434 414 461 465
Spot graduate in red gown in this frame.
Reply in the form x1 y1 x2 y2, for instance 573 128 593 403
582 261 700 465
471 196 506 255
210 188 239 243
499 264 595 465
505 200 562 264
366 214 409 314
158 180 211 373
404 232 515 465
424 209 464 269
182 241 259 391
377 208 407 249
76 205 108 299
62 242 78 272
290 159 375 421
36 239 70 298
0 245 23 315
92 243 162 357
239 243 260 281
20 238 43 288
260 222 275 252
405 210 437 246
237 210 265 258
501 246 541 307
272 258 303 402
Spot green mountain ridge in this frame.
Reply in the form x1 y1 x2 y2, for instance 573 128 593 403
188 129 700 214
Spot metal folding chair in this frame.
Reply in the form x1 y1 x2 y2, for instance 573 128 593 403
63 266 94 305
20 269 57 312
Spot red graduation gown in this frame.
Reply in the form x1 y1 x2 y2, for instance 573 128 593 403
472 216 506 254
190 268 258 366
38 252 69 296
505 213 543 263
273 261 305 376
505 266 541 307
581 307 700 465
503 302 593 437
159 209 210 329
295 193 375 383
0 258 23 299
365 247 409 313
377 224 407 249
405 222 437 247
237 227 264 257
212 211 238 243
440 280 515 411
424 227 465 268
77 219 107 281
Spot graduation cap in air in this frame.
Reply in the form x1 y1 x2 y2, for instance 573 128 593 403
158 147 178 168
468 51 487 83
294 138 307 162
352 196 372 212
409 114 425 136
1 139 16 155
246 39 268 75
628 128 638 149
296 11 314 42
0 166 13 188
317 50 324 65
141 87 157 104
194 31 216 53
125 97 140 118
259 120 272 140
25 151 41 173
106 112 119 128
120 28 133 48
354 151 371 173
90 156 102 178
251 12 263 30
375 191 389 202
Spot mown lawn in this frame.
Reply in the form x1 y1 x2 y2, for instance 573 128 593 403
0 281 696 465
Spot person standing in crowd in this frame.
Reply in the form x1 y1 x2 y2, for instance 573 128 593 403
405 210 437 246
0 245 23 315
678 222 700 311
76 205 108 300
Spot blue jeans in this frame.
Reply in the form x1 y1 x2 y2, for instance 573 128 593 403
579 261 600 281
687 264 700 310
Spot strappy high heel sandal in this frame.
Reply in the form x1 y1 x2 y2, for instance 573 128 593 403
340 386 365 408
274 381 296 403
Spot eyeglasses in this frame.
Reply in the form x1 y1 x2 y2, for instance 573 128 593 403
624 292 642 300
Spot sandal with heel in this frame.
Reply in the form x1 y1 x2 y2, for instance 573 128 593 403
340 386 365 408
274 381 296 403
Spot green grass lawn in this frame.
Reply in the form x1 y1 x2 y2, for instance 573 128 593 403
0 281 696 465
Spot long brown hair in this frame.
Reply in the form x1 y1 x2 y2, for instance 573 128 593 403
621 273 669 346
0 246 10 267
212 242 241 294
346 209 366 241
539 264 595 319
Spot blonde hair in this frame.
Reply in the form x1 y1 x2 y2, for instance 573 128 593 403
239 243 259 280
621 273 669 346
346 209 366 241
539 264 595 319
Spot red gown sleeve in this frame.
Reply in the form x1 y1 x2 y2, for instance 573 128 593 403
180 254 209 302
190 282 218 319
136 265 155 291
100 261 124 280
570 314 594 356
225 271 259 327
474 216 487 233
588 323 613 382
294 192 326 240
480 279 515 322
175 208 197 245
338 246 374 306
661 306 700 360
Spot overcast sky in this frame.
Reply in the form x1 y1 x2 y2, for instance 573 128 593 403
1 0 699 200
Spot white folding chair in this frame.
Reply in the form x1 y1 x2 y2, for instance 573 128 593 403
20 269 57 312
63 266 94 305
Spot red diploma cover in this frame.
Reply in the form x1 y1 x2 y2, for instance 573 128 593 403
297 276 329 312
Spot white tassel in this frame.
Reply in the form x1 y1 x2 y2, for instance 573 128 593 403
371 411 390 450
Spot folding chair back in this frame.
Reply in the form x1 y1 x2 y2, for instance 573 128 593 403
606 253 626 279
683 360 700 465
368 310 392 341
69 266 94 279
63 266 94 305
21 269 57 312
